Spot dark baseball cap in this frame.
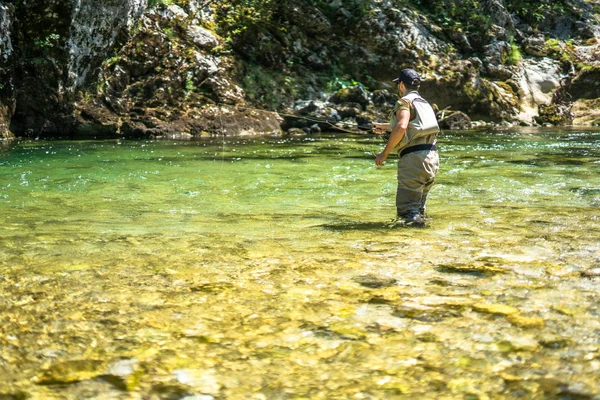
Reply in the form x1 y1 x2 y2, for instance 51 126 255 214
392 68 422 86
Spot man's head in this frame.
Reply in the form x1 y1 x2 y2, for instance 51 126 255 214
392 68 421 92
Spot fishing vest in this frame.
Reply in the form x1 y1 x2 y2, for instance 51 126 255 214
390 91 439 153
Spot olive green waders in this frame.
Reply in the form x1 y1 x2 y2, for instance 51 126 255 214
396 148 439 219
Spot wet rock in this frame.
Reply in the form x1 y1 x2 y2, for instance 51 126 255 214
36 359 106 385
580 268 600 278
352 274 397 289
472 303 519 316
507 314 545 328
438 111 472 130
149 383 193 400
535 378 598 399
0 392 27 400
335 102 363 119
536 103 573 126
286 127 307 137
372 90 396 107
436 263 508 276
393 304 459 322
172 369 220 395
101 358 140 391
497 336 540 352
330 86 370 108
309 123 321 134
418 296 474 307
539 335 572 349
572 99 600 126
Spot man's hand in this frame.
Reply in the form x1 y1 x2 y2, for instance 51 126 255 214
375 152 388 166
372 122 389 135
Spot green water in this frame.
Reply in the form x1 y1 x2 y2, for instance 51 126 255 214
1 128 599 399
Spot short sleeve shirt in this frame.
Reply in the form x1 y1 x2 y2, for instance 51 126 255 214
389 94 416 130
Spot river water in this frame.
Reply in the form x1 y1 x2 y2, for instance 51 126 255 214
0 128 599 399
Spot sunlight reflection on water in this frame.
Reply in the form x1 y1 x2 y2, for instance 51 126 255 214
0 128 599 399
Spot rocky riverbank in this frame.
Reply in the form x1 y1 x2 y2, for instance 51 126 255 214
0 0 599 140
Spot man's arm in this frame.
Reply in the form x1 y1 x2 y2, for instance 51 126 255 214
375 109 410 166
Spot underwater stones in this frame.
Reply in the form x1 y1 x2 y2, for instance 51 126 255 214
172 368 220 395
352 274 397 289
496 336 540 352
101 358 141 391
538 335 572 349
506 314 545 329
580 267 600 278
393 304 459 322
472 303 519 316
36 359 106 385
0 392 27 400
436 263 508 276
418 296 474 308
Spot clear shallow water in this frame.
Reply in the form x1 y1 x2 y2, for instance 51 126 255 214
0 128 599 399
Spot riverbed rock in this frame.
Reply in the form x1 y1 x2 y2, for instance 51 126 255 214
101 358 141 391
497 336 540 352
352 274 397 289
507 314 545 328
472 303 519 316
438 111 472 130
437 263 508 276
36 359 106 385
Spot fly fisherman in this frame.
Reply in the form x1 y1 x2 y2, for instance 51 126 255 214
372 69 440 227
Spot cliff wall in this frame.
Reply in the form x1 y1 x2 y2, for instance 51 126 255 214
0 0 598 139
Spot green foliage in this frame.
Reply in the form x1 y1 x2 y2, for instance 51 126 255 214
148 0 174 7
242 64 298 109
503 43 522 66
184 77 195 100
326 77 365 92
545 38 575 65
411 0 492 36
34 33 61 49
163 27 177 40
504 0 576 28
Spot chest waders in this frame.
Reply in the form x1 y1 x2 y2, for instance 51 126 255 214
391 92 440 224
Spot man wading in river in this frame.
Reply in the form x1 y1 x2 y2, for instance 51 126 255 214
373 68 440 227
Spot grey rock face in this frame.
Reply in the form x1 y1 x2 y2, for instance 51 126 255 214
67 0 147 89
0 3 14 137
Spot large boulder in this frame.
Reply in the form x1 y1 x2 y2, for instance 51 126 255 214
514 57 563 124
569 66 600 125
